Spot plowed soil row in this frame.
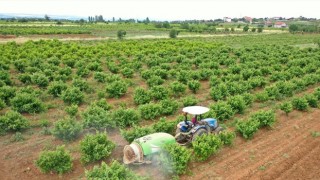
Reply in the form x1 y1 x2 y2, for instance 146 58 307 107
181 109 320 180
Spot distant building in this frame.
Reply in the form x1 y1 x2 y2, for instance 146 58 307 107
274 22 287 28
265 21 273 27
223 17 232 23
244 16 252 24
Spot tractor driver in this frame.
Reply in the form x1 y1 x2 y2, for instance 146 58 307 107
191 115 198 124
192 115 205 125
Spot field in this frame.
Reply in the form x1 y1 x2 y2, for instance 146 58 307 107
0 23 320 180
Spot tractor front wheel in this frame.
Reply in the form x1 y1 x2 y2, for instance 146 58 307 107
175 128 181 135
214 126 224 135
192 128 207 142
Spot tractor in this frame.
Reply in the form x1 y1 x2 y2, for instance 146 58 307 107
175 106 224 145
122 106 223 164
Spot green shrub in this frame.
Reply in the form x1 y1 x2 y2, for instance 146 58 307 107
0 71 11 85
169 29 178 38
152 117 176 135
150 85 169 100
170 81 186 96
251 110 276 128
19 86 41 95
52 117 82 141
314 88 320 100
72 78 90 92
139 103 162 120
107 61 119 73
264 86 280 100
210 87 224 101
87 61 102 71
280 102 293 116
97 91 106 99
121 67 134 78
227 95 246 114
91 99 112 111
47 81 67 97
133 87 152 105
255 91 269 102
10 92 45 113
159 99 179 115
182 95 198 107
36 146 72 174
58 66 72 76
147 75 164 87
210 101 235 121
85 161 142 180
304 94 318 108
0 85 16 104
0 110 29 132
187 80 201 93
121 125 155 143
39 119 50 127
141 69 153 80
65 104 78 117
80 133 115 164
82 105 115 129
106 80 128 98
117 30 127 39
192 134 223 161
18 73 32 84
159 143 191 175
111 108 140 128
0 99 6 110
76 66 90 77
199 68 213 80
94 72 107 83
292 97 309 111
242 93 254 106
31 73 49 87
13 59 28 72
61 87 84 105
63 58 76 68
218 130 236 146
236 119 260 139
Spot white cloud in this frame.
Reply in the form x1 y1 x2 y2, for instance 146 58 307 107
0 0 319 20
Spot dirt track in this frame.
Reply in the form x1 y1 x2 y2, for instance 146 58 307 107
0 32 286 44
181 109 320 180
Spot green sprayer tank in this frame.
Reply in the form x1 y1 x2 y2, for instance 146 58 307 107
123 132 176 164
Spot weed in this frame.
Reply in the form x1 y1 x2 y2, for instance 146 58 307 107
311 131 320 137
283 153 290 158
258 165 266 171
10 132 25 142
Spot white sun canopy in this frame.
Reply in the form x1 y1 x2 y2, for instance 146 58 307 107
182 106 209 115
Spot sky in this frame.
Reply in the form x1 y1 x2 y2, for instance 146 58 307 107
0 0 319 21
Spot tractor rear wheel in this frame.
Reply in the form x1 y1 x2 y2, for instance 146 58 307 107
192 128 207 142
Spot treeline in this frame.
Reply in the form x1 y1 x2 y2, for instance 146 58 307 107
289 24 320 33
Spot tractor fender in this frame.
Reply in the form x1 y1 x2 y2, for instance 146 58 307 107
191 125 208 134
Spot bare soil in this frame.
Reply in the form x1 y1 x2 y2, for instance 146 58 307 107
0 128 128 180
181 109 320 180
0 34 108 44
0 32 285 44
1 98 319 180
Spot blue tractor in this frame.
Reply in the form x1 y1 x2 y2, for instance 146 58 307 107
175 106 224 145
